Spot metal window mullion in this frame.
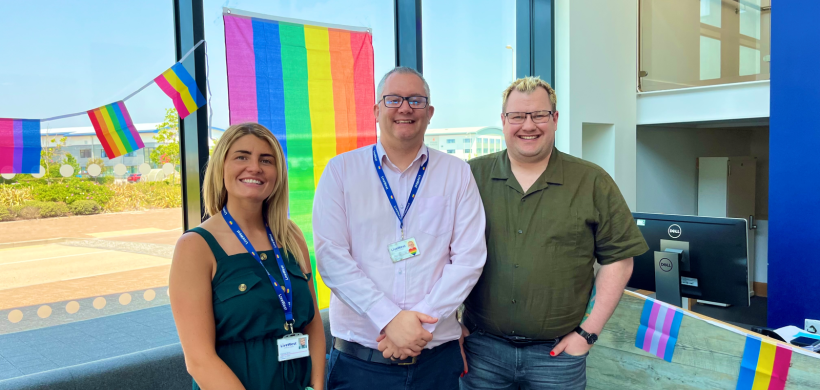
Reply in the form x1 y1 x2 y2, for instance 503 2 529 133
516 0 554 86
395 0 423 72
174 0 209 230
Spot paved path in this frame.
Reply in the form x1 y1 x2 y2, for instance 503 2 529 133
0 208 183 244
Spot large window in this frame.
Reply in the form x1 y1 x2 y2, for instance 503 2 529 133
0 0 180 379
640 0 771 92
422 0 515 137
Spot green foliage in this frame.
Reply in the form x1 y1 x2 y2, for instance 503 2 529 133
41 136 68 179
0 207 12 221
62 153 81 177
38 202 69 218
68 200 102 215
150 108 181 169
87 157 104 169
11 201 43 219
31 179 114 206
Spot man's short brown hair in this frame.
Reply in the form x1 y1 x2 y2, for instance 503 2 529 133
501 76 557 112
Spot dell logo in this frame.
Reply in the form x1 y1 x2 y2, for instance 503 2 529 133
659 258 673 272
668 224 682 239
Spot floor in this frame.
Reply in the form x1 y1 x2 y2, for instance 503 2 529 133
0 305 178 381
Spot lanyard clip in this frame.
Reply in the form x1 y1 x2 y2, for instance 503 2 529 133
286 321 295 334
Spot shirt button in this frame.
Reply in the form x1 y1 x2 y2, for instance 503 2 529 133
515 264 519 268
398 270 403 275
238 284 247 292
512 299 516 304
518 230 523 234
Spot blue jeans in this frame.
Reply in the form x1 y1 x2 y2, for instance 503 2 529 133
460 331 587 390
326 340 462 390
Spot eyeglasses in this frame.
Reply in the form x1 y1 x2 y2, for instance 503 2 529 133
504 110 555 124
382 95 429 109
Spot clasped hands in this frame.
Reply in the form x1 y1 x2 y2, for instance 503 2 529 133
376 310 437 360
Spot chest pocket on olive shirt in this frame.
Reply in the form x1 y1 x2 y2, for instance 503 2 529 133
414 196 453 236
539 205 582 257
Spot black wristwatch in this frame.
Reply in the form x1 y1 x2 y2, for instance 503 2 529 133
574 326 598 345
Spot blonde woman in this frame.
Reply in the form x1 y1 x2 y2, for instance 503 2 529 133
170 123 325 390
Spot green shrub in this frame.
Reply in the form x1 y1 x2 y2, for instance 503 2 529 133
11 201 43 219
0 207 12 221
38 202 70 218
31 179 113 206
69 200 102 215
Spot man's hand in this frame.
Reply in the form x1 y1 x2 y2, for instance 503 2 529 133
549 331 592 357
458 322 470 376
376 333 413 359
381 310 437 355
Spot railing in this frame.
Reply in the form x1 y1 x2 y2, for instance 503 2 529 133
638 0 771 92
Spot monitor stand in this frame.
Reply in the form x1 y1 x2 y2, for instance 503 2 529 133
654 250 684 307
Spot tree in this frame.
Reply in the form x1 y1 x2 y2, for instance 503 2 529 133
42 136 67 179
150 108 180 169
87 157 104 170
62 153 81 177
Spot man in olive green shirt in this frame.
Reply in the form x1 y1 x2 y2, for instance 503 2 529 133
460 77 648 390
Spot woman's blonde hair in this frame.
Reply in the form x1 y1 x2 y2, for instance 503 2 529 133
202 122 307 270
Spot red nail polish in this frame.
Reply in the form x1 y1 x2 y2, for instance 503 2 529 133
460 372 465 378
550 351 555 356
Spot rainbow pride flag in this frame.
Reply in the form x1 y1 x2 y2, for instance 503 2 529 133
635 299 685 362
224 10 376 308
87 101 144 159
736 335 792 390
154 63 206 119
0 119 41 174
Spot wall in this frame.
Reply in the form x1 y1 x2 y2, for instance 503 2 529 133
636 125 769 283
768 2 820 329
555 0 638 209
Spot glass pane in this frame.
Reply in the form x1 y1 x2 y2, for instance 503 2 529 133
641 0 771 92
0 0 179 380
700 0 721 27
700 36 722 80
740 0 762 39
739 46 761 76
422 0 514 161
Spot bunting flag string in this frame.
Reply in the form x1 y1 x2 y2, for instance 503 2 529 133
0 40 207 172
87 101 144 159
635 298 685 362
736 335 792 390
0 119 41 174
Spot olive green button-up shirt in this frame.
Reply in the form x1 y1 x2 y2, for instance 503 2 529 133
463 149 648 340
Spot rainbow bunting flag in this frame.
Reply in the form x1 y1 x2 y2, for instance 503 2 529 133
87 101 144 159
635 299 685 362
0 119 41 174
224 11 376 309
736 335 792 390
154 63 206 119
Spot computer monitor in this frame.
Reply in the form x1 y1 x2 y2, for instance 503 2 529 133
629 213 750 307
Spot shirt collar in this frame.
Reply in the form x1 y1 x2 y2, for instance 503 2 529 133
491 148 565 190
376 140 429 172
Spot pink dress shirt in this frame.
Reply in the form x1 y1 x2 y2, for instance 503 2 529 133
313 141 487 349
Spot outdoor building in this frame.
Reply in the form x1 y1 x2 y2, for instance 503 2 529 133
423 126 504 161
38 124 225 175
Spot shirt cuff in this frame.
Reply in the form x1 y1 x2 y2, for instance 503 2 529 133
411 299 439 333
365 296 402 332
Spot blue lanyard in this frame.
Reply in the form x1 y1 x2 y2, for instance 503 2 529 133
372 145 429 238
222 207 294 330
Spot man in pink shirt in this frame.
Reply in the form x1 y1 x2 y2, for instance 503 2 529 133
314 67 487 390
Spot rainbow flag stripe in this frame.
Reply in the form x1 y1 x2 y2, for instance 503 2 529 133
224 12 376 308
154 63 206 119
635 299 685 362
736 336 792 390
87 101 144 159
0 119 41 174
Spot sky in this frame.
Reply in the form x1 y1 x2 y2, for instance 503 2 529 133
0 0 515 131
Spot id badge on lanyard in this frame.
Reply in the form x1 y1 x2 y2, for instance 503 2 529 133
222 207 309 362
372 146 428 263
